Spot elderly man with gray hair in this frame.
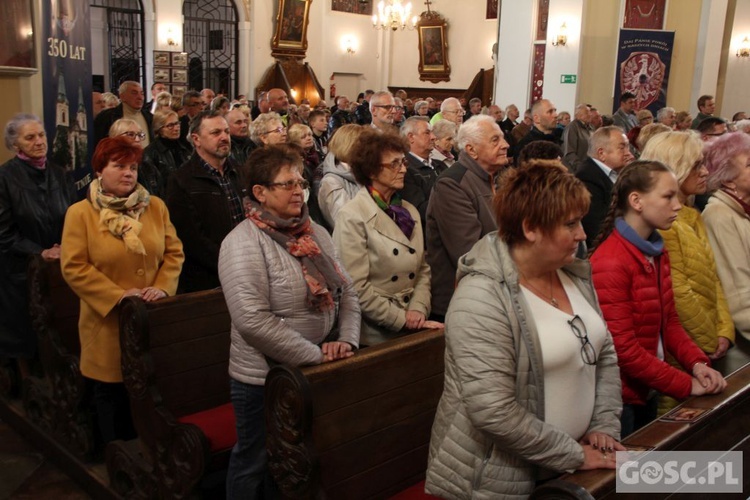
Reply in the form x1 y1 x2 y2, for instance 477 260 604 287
562 103 592 172
575 125 634 247
400 117 448 225
430 97 465 127
425 115 509 321
93 80 153 149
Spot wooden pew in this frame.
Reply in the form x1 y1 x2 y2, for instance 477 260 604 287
22 255 95 459
265 328 445 500
109 290 234 499
530 362 750 499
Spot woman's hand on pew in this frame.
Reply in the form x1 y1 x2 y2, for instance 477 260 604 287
422 320 444 330
321 341 354 362
404 310 426 330
708 337 731 360
140 287 167 302
578 432 626 471
691 363 727 395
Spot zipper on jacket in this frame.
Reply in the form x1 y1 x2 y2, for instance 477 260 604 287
472 443 494 490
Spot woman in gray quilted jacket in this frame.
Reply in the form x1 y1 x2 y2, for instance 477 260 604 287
426 163 624 499
219 145 360 499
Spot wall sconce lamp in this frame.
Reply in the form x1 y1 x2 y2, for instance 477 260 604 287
737 36 750 58
552 22 568 47
341 36 356 55
166 27 178 47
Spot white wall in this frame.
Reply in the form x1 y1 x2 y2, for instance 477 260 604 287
691 0 729 115
543 0 584 115
495 0 535 110
721 1 750 118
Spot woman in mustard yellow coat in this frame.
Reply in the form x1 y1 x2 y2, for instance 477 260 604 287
61 137 183 443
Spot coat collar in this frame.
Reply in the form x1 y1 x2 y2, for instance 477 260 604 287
353 188 415 248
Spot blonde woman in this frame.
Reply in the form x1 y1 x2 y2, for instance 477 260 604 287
317 124 365 228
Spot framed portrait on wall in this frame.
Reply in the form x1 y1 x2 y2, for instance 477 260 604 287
154 68 170 83
332 0 372 15
417 12 451 83
486 0 498 20
171 69 187 83
0 0 37 75
153 51 170 67
271 0 312 59
171 52 188 67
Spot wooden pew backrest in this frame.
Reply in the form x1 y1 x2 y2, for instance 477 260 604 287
265 328 445 500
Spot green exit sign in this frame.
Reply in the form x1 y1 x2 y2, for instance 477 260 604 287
560 74 577 84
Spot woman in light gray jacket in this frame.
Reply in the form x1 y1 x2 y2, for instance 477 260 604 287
219 145 360 499
317 124 365 228
426 165 623 499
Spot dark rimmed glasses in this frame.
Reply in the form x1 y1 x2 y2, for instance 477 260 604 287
265 179 309 191
381 157 408 172
568 315 597 366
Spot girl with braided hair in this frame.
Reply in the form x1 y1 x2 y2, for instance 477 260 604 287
590 160 726 437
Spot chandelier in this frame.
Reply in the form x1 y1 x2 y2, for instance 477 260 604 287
372 0 418 31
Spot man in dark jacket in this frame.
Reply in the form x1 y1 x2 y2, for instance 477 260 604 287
425 115 509 321
576 126 633 248
328 95 357 136
226 108 257 168
400 116 447 225
514 98 562 164
166 110 245 292
355 89 374 125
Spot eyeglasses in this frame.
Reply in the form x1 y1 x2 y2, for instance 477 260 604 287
164 121 180 129
120 131 146 141
262 126 286 136
265 179 309 191
373 105 397 111
568 315 597 366
381 157 408 171
444 109 466 116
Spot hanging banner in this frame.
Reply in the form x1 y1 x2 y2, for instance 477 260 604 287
42 0 94 195
613 29 675 114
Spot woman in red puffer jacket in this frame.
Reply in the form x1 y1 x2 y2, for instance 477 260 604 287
590 160 726 437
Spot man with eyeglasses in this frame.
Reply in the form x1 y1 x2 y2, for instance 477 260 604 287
429 97 465 127
369 90 398 133
167 110 246 292
696 116 728 141
94 80 153 149
426 115 509 322
179 90 204 143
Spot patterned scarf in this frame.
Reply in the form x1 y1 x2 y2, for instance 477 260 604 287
88 178 151 255
368 185 415 239
246 200 346 313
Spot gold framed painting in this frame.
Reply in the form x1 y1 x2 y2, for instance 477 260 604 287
417 12 451 83
271 0 312 59
0 0 37 75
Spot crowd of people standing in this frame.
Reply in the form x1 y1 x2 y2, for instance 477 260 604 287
1 80 748 499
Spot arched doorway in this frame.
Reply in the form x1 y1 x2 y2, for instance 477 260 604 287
183 0 239 97
90 0 145 92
